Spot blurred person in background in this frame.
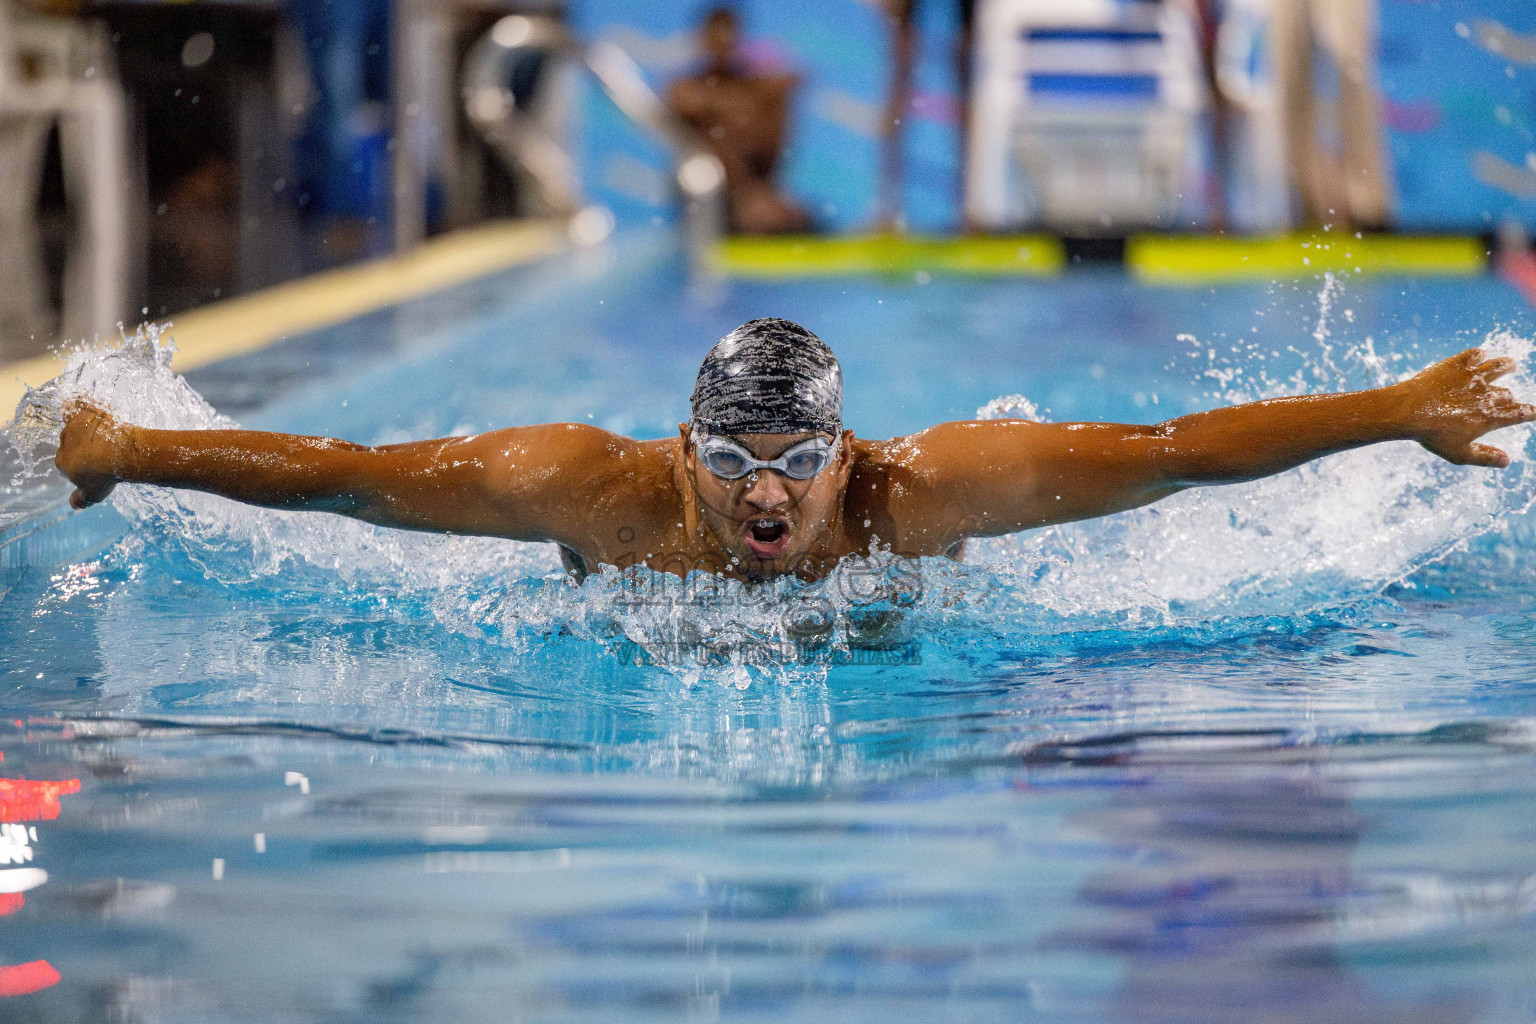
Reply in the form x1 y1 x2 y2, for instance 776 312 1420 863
1184 0 1231 228
1197 0 1294 234
877 0 973 232
668 6 811 235
287 0 393 258
11 0 77 14
1269 0 1392 228
0 0 59 350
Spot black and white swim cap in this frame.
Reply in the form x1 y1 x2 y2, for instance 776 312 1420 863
690 318 843 437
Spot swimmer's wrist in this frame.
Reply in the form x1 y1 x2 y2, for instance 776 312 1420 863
111 423 148 483
1377 379 1424 443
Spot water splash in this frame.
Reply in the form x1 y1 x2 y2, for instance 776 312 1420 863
10 324 226 483
975 394 1045 423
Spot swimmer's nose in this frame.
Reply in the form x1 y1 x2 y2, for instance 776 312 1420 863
741 470 790 512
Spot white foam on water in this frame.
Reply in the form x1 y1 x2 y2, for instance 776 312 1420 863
10 312 1536 684
973 303 1536 626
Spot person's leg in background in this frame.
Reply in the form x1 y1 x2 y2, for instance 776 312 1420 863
292 0 358 216
288 0 391 258
1270 0 1337 225
0 116 54 351
954 0 975 231
878 0 974 233
1185 0 1228 230
1314 0 1392 228
877 0 916 232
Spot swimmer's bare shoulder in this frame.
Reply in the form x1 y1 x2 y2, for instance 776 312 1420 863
841 435 969 559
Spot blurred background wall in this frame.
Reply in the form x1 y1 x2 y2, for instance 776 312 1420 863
1378 0 1535 231
569 0 1536 235
1 0 1534 361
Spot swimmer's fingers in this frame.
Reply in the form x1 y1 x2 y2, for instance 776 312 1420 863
61 397 111 427
1463 442 1511 469
68 481 115 510
1452 347 1486 370
56 401 126 509
1472 356 1517 382
58 400 116 451
1484 384 1519 410
1426 439 1511 469
1478 386 1536 424
1493 390 1536 417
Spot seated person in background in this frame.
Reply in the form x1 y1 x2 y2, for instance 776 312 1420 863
667 7 812 235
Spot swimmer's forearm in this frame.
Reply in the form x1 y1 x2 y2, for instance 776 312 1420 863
115 426 413 514
954 349 1532 535
1147 386 1410 485
1151 346 1536 482
927 385 1412 536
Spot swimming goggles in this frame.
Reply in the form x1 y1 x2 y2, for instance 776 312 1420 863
694 434 839 481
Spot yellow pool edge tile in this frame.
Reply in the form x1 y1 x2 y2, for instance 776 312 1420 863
713 235 1066 278
1128 233 1488 283
1 218 568 415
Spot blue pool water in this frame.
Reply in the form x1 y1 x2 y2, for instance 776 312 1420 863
3 237 1536 1021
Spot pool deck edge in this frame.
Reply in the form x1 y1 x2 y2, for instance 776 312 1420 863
0 218 569 416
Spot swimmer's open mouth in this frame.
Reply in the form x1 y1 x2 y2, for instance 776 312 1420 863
744 518 791 559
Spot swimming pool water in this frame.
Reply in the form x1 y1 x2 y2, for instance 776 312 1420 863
3 237 1536 1021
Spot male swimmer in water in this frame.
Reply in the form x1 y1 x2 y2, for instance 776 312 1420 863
53 318 1536 583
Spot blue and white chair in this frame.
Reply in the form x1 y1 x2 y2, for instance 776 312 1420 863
967 0 1209 232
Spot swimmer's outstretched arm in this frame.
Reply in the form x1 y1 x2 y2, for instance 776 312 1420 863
54 405 628 545
904 348 1536 540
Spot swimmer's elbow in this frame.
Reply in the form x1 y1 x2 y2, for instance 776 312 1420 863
1159 459 1260 489
1126 433 1251 490
304 486 403 525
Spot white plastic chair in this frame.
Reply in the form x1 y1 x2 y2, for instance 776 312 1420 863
0 1 129 353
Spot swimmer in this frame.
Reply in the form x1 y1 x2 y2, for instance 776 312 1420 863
54 318 1536 583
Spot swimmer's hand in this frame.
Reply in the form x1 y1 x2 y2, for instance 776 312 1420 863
56 402 131 509
1395 348 1536 468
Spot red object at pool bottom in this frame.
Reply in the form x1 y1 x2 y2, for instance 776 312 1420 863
0 960 60 997
0 778 81 823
